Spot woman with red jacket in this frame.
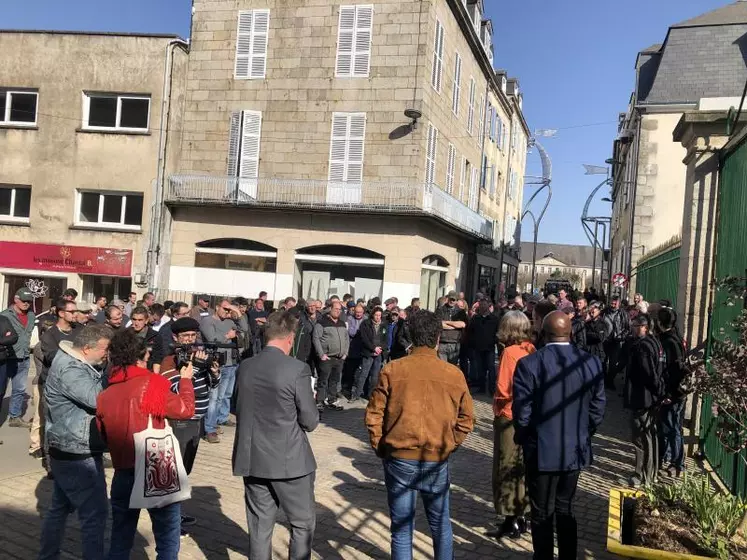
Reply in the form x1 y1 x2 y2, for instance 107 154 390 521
96 329 195 560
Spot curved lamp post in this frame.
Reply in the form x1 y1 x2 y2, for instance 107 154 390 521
580 165 613 292
521 137 553 294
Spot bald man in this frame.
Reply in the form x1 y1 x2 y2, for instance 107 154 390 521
512 311 606 560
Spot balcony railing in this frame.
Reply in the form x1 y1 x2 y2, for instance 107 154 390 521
166 175 493 240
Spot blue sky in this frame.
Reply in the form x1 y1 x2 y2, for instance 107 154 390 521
3 0 730 244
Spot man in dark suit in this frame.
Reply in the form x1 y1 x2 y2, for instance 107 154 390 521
232 311 319 560
513 311 606 560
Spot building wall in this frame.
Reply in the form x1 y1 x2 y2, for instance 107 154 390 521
166 206 471 303
0 31 184 301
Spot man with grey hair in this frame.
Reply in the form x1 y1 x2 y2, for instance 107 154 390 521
40 324 113 560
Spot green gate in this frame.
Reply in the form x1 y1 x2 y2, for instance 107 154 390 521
634 245 680 305
699 134 747 498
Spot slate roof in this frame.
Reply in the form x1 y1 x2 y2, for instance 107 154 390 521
672 1 747 28
636 2 747 104
520 242 596 268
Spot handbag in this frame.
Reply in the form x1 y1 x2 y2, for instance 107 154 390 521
130 415 191 509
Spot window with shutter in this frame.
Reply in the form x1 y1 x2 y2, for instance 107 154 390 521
431 20 444 92
234 9 270 79
446 144 456 194
459 157 467 202
227 111 241 177
226 110 262 198
335 5 373 78
327 112 366 203
467 78 475 135
468 165 478 210
489 164 495 197
477 94 484 144
425 123 438 185
451 53 461 115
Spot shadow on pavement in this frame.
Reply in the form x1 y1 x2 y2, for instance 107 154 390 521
185 485 248 559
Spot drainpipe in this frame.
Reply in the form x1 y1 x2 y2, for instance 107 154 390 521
146 38 189 292
624 113 643 297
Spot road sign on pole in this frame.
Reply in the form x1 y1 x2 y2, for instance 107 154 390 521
612 273 627 288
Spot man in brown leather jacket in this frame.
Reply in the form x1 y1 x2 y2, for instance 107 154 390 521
365 310 474 560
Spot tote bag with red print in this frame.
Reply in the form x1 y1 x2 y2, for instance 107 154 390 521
130 415 191 509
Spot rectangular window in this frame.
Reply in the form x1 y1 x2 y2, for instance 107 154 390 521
83 93 150 131
468 164 478 210
431 20 444 92
0 90 38 126
459 157 467 202
335 5 374 78
446 144 456 194
480 156 488 191
235 9 270 79
0 184 31 222
477 94 485 144
467 78 475 135
328 112 367 184
489 165 496 197
227 110 263 184
75 191 143 230
451 53 461 115
425 123 438 185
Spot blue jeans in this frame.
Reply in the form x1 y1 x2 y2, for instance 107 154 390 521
0 357 30 418
108 469 181 560
353 355 382 399
384 458 453 560
205 364 237 434
39 455 108 560
659 400 685 470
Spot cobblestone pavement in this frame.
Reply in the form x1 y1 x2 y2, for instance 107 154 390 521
0 389 635 559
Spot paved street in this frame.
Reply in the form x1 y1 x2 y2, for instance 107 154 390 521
0 388 633 559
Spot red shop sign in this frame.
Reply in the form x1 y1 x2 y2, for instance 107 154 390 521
0 241 133 277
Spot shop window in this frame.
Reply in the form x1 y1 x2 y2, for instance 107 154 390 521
194 238 277 272
421 255 449 311
76 191 143 230
0 89 38 126
83 93 150 131
0 184 31 222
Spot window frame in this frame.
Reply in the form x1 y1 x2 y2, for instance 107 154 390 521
431 20 445 93
0 184 31 223
335 5 374 78
74 190 144 231
82 92 151 132
0 89 39 127
234 9 271 80
451 52 462 116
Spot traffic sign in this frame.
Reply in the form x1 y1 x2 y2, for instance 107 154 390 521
612 273 628 288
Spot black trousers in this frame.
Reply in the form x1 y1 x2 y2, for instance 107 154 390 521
171 418 203 475
526 467 580 560
341 356 362 393
316 357 343 404
632 408 659 484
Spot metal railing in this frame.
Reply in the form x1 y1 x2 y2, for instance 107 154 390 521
166 175 493 240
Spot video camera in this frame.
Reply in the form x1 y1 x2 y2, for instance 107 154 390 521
172 342 235 370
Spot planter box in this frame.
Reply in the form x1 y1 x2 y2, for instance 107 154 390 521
606 488 713 560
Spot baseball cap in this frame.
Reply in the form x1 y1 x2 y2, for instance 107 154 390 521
446 290 458 299
77 302 92 313
15 288 33 302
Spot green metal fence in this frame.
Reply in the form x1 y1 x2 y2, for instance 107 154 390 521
699 135 747 498
634 246 680 305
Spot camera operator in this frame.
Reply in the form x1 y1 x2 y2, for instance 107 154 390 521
160 317 220 534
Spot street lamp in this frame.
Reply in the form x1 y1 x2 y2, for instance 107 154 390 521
521 133 553 294
581 164 612 294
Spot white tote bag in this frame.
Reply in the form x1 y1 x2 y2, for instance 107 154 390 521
130 415 191 509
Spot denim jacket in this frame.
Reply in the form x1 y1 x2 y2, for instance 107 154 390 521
44 341 106 456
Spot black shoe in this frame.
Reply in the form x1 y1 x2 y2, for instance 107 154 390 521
29 449 44 460
516 516 528 535
324 401 344 411
181 515 196 527
487 517 521 540
180 527 190 538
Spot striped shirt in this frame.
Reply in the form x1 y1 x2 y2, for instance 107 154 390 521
160 355 218 420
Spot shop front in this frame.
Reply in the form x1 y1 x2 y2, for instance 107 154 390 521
0 241 133 311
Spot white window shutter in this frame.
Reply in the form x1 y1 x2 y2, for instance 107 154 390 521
458 157 466 201
353 6 373 77
250 10 270 79
431 20 444 92
227 111 242 176
425 124 438 185
446 144 456 194
478 94 484 144
328 112 366 183
467 78 475 134
239 110 262 179
234 11 253 79
335 6 355 77
452 53 461 115
328 114 349 182
346 113 366 183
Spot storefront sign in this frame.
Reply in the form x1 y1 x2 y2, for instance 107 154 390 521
0 241 133 277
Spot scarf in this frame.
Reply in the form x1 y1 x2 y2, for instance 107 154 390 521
107 364 172 419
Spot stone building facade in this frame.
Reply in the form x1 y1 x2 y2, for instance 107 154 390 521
162 0 529 307
0 31 187 310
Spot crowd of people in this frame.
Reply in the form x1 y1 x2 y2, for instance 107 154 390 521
0 282 688 559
